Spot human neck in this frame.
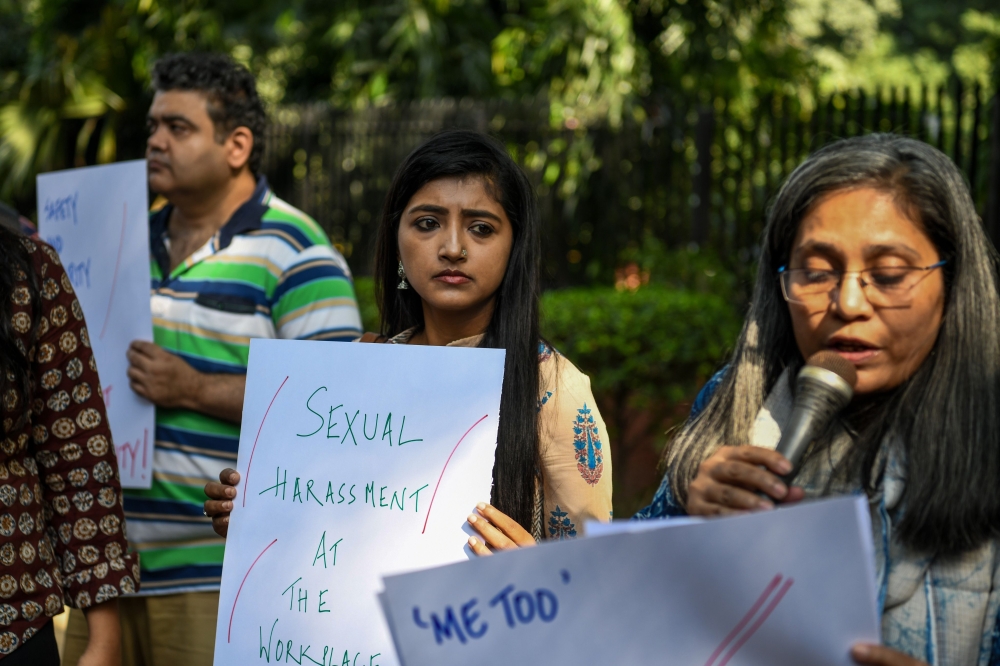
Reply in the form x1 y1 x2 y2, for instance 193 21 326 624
412 299 495 346
167 170 257 239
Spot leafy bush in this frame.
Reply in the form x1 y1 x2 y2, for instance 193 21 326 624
541 285 740 406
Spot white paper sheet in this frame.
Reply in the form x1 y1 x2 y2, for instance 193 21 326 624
36 160 155 489
584 515 703 536
213 339 505 666
382 496 880 666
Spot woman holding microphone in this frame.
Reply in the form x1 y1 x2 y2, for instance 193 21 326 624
204 130 612 548
643 134 1000 666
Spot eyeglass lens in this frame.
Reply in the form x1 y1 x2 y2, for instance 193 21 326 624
781 267 929 306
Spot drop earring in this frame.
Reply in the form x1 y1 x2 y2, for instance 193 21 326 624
397 261 409 290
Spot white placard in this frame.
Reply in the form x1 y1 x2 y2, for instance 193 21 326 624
37 160 155 489
214 339 505 666
382 496 881 666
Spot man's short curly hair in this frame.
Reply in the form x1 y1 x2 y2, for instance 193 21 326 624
152 52 267 175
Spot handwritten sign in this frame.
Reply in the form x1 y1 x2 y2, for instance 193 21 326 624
37 160 155 489
213 339 506 666
381 496 880 666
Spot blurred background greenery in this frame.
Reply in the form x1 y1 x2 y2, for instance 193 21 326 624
2 0 998 514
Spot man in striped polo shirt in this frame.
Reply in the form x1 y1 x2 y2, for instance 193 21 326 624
63 53 362 665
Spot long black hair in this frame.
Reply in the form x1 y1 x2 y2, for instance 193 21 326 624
0 225 40 434
373 130 541 530
666 134 1000 556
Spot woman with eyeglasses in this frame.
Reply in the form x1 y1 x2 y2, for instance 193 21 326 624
638 134 1000 666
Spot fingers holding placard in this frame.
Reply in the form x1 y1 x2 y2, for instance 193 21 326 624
467 503 535 555
851 645 927 666
204 469 240 538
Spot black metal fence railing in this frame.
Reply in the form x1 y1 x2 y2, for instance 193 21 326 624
261 84 999 285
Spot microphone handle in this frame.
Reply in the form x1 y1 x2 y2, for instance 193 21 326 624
774 378 852 485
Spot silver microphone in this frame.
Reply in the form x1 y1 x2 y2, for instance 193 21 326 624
775 350 858 485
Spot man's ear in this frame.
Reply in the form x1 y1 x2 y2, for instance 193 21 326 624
226 127 255 173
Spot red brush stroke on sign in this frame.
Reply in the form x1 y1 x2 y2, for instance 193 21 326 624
717 578 794 666
227 538 278 642
100 203 128 340
242 376 289 507
421 414 489 534
704 574 795 666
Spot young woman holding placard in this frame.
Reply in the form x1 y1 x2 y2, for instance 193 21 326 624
205 130 612 550
640 135 1000 666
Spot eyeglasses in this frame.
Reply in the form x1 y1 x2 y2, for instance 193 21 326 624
778 260 946 307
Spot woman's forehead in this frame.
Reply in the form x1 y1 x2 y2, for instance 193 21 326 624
405 176 507 217
792 188 934 256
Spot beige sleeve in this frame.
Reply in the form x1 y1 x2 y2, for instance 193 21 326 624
537 355 613 540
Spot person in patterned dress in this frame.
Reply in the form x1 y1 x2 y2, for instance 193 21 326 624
0 226 138 665
204 130 613 549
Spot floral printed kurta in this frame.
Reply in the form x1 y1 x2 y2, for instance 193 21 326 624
0 238 138 657
535 342 613 540
384 330 613 540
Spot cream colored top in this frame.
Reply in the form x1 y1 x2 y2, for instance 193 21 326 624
383 329 613 540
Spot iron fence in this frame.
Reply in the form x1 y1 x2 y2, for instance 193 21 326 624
262 83 999 285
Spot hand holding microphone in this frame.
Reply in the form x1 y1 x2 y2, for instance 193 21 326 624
686 351 857 516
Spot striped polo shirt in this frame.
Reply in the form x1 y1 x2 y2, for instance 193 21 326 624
123 176 361 595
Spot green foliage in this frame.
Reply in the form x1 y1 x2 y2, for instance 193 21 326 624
352 276 380 334
541 284 741 405
2 0 996 215
633 0 807 108
0 0 245 203
617 233 742 300
797 0 1000 95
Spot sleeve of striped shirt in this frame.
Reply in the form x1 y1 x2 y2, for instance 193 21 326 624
270 244 363 342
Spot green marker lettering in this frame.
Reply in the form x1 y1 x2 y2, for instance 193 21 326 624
326 404 344 439
343 410 360 446
382 413 393 446
363 414 379 440
409 484 430 512
313 531 328 568
397 415 423 446
297 387 327 437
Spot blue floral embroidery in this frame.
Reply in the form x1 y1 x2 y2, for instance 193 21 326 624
536 390 553 412
573 403 604 485
548 506 577 539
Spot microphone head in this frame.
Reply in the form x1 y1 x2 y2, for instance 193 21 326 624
805 350 858 389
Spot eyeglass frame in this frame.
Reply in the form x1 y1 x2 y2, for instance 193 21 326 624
777 260 947 306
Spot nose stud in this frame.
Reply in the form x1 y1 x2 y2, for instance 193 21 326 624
461 249 467 257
